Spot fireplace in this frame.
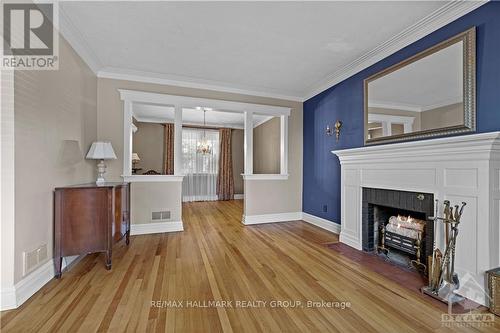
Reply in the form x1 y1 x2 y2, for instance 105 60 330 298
333 133 500 305
362 188 434 268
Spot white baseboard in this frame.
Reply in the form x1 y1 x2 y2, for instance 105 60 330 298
301 213 341 234
14 260 55 309
234 194 244 200
130 221 184 235
1 255 82 311
339 233 362 251
242 212 302 225
0 287 16 311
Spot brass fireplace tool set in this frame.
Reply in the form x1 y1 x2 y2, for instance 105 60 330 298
422 199 466 304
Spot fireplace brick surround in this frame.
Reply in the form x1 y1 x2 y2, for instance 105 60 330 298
362 188 434 262
333 132 500 305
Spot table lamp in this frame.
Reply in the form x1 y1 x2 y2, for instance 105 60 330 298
86 141 117 185
132 153 140 166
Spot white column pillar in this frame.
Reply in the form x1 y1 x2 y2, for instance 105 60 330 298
280 115 288 175
403 120 413 133
244 111 253 175
123 100 133 176
174 105 183 175
381 121 391 136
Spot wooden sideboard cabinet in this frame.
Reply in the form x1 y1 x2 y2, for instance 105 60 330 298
54 182 130 278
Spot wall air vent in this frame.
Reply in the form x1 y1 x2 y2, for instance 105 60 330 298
152 211 171 221
23 244 48 275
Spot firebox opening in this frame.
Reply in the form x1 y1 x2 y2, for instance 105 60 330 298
373 205 427 267
362 187 434 274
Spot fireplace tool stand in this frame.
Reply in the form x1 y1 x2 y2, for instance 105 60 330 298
421 200 466 305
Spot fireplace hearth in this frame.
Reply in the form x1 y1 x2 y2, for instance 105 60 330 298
362 188 434 270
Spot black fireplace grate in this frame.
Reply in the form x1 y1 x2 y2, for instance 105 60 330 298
384 230 419 255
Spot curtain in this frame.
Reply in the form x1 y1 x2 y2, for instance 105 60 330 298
163 123 174 175
217 128 234 200
182 128 220 202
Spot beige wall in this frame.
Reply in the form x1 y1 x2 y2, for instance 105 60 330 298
96 78 302 218
253 117 280 174
133 122 164 174
244 179 300 215
421 103 463 130
231 129 244 194
131 182 182 224
13 37 97 282
244 103 302 215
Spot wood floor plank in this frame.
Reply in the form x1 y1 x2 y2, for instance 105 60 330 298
1 200 498 332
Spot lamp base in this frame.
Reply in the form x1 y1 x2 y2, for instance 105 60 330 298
96 159 107 185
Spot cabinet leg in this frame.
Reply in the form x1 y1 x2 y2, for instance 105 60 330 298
105 251 112 270
55 257 63 278
126 230 130 245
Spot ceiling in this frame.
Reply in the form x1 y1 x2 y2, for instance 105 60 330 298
59 1 483 101
368 41 463 112
133 103 272 129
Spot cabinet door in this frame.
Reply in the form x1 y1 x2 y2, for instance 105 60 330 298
60 188 109 255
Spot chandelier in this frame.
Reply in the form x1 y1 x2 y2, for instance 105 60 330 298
197 108 212 154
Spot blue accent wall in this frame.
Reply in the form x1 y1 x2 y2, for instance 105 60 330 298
302 2 500 224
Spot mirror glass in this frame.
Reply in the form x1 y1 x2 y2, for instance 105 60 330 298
365 28 475 144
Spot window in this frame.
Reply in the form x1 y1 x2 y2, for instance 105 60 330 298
182 128 220 202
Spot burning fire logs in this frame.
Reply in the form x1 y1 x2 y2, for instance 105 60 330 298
385 215 425 239
378 214 427 272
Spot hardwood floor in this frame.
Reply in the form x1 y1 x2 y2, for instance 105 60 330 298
1 200 498 332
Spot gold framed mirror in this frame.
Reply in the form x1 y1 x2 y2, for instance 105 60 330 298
364 27 476 145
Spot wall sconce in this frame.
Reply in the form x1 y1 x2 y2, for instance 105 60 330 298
326 120 343 142
326 125 334 136
334 120 342 142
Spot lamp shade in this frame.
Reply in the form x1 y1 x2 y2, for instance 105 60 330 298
132 153 140 162
86 141 117 160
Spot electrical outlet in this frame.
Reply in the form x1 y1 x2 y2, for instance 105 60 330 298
323 205 328 212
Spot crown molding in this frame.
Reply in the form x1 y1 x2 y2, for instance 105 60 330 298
369 96 463 113
99 68 304 102
58 6 102 74
304 0 487 101
58 1 485 102
420 96 463 111
119 89 291 116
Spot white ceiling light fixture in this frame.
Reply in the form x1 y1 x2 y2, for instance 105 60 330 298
197 108 212 155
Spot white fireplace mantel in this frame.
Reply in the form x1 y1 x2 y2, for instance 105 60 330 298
332 132 500 305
